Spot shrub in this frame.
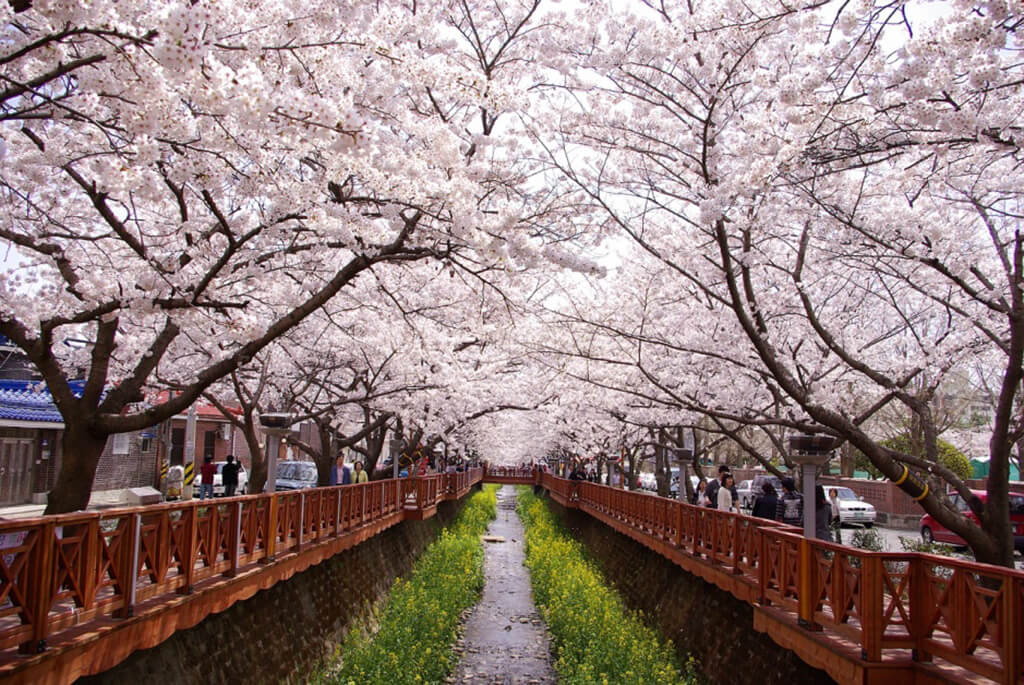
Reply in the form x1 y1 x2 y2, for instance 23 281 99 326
855 434 972 481
850 527 883 552
323 484 498 685
516 488 696 685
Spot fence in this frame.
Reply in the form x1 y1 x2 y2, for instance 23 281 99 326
0 469 482 659
541 473 1023 684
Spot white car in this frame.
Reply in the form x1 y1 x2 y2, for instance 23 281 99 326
829 486 876 527
210 461 248 496
638 472 657 490
735 479 754 509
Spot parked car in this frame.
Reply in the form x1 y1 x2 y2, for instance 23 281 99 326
827 486 876 527
750 474 784 500
921 490 1024 550
210 461 248 496
274 460 319 491
638 472 657 491
736 480 754 509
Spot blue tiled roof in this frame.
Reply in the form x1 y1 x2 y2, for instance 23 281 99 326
0 380 84 425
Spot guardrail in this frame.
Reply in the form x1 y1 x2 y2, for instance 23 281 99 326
541 474 1024 684
0 469 483 661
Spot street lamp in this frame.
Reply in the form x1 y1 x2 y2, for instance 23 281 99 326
259 412 293 493
788 430 839 539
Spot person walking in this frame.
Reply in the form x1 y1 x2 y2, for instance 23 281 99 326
828 488 842 544
717 474 736 512
705 464 729 505
221 454 240 496
751 482 778 519
352 460 369 484
775 477 803 527
814 485 832 541
199 455 216 500
692 479 710 507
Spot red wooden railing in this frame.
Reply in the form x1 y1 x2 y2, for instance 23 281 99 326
0 469 483 661
541 474 1023 684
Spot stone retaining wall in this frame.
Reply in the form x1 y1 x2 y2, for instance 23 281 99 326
550 500 835 685
79 499 466 685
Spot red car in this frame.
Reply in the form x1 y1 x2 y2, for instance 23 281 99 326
920 490 1024 551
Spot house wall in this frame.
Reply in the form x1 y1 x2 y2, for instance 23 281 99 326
92 430 160 492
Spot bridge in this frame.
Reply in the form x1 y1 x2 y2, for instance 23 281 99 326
0 466 1020 684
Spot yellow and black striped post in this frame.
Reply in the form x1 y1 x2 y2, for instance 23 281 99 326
184 461 195 487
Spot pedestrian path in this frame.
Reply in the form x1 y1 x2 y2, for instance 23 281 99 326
451 486 555 684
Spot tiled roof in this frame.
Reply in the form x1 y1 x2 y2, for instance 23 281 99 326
0 379 82 425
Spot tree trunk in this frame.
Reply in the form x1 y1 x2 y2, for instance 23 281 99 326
244 414 267 494
45 426 108 514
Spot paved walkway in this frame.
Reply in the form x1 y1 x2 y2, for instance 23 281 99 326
452 486 555 684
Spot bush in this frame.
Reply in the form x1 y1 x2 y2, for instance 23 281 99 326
516 488 696 685
323 485 498 685
850 527 883 552
897 535 956 556
854 434 972 481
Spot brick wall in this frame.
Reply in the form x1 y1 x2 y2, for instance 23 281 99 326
92 431 160 491
552 502 833 685
80 499 466 684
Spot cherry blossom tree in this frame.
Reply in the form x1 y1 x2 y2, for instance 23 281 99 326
0 0 592 513
544 0 1024 565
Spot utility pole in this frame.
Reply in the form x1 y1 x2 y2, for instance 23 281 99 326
183 402 197 500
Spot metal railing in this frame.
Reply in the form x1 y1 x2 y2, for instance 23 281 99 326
542 474 1023 684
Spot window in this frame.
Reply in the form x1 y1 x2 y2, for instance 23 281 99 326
111 433 130 455
203 431 216 459
140 438 153 453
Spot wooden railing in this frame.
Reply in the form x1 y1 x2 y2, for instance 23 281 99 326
541 474 1024 684
0 470 482 660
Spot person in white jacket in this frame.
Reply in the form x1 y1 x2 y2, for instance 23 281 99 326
717 474 736 512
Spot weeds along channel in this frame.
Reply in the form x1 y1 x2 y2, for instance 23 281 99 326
516 487 700 685
316 484 498 685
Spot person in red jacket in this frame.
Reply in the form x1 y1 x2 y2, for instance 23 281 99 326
199 455 217 500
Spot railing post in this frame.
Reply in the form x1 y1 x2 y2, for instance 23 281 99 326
732 516 743 574
335 489 342 537
264 495 279 562
860 555 883 660
797 538 820 631
226 501 242 577
81 517 101 608
115 513 141 619
21 521 55 653
908 556 931 662
296 492 305 550
180 504 198 594
1001 574 1021 684
758 531 770 605
361 483 367 523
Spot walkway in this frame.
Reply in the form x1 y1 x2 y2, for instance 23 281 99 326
452 486 554 684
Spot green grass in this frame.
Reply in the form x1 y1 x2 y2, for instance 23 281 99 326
517 487 699 685
320 484 498 685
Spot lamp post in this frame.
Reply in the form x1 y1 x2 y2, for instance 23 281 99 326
788 431 838 539
259 412 293 493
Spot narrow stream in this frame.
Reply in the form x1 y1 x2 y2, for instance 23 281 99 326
451 486 555 684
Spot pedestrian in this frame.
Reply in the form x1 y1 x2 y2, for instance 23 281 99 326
751 482 778 519
829 488 842 544
222 454 240 497
569 461 588 481
775 477 804 527
815 485 832 541
705 464 730 506
692 478 710 507
717 474 736 512
352 460 369 484
199 454 216 500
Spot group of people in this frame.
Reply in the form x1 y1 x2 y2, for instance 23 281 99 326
689 466 844 544
330 456 369 485
198 454 240 499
